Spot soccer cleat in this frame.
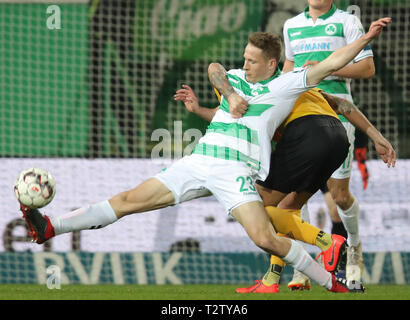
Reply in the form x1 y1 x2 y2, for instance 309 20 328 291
20 204 55 244
236 280 279 293
346 242 364 282
236 280 261 293
316 234 347 273
288 270 311 291
328 274 365 293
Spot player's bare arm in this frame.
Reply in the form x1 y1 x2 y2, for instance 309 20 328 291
282 59 294 73
174 84 218 122
208 63 235 98
208 62 248 118
306 17 391 86
331 57 375 79
303 57 375 79
321 91 396 168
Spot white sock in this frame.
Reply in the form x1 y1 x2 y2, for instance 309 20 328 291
337 198 360 246
50 200 118 235
283 240 332 290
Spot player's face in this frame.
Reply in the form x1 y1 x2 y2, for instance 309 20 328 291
242 43 276 83
307 0 332 10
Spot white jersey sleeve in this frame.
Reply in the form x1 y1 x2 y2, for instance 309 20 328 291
275 69 315 101
344 14 374 63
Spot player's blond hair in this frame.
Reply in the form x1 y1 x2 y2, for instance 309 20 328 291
248 32 282 63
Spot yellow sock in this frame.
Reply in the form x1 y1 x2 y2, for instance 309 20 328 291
265 206 333 251
262 233 287 286
266 206 319 244
315 230 333 251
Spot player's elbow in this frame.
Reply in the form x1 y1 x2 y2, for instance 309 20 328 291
363 64 376 79
360 58 376 79
208 62 223 76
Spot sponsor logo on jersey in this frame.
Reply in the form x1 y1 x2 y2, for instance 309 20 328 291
290 31 302 37
292 41 331 53
251 86 270 96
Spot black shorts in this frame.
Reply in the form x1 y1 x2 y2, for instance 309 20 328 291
257 115 349 194
320 182 329 194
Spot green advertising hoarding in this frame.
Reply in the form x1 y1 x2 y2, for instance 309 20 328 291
0 1 264 157
0 3 89 157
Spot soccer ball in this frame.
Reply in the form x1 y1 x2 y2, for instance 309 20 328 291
14 168 56 209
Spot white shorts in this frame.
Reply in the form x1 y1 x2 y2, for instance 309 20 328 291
331 121 355 180
154 154 262 215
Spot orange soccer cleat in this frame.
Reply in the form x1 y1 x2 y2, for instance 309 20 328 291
236 280 279 293
316 234 347 273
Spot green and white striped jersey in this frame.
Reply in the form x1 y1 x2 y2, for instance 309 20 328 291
283 4 373 103
193 68 314 180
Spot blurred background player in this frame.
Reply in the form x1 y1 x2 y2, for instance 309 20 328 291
278 0 375 287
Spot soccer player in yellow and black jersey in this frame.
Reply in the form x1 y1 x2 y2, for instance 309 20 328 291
176 65 395 293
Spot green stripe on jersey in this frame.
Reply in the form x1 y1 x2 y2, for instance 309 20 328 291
317 80 349 95
227 74 253 96
337 115 349 122
220 99 274 117
226 69 280 96
193 143 260 170
294 51 333 68
207 122 259 145
288 23 344 41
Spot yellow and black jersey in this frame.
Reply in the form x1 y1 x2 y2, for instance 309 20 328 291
282 87 338 128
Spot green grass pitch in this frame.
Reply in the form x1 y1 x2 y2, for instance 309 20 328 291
0 284 409 300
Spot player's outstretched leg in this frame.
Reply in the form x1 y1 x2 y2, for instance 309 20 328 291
20 178 175 244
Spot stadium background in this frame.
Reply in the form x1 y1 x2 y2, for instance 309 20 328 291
0 0 409 286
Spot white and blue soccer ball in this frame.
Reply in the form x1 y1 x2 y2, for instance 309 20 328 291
14 168 56 209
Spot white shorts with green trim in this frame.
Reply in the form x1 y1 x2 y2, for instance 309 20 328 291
154 154 262 215
330 121 355 179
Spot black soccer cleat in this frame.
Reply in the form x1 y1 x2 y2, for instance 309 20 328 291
20 204 55 244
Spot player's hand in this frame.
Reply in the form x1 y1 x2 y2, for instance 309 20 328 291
354 147 369 190
373 135 396 168
174 85 200 113
227 92 248 118
302 60 320 68
364 17 392 40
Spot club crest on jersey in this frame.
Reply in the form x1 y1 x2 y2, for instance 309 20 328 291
251 86 269 96
325 24 337 35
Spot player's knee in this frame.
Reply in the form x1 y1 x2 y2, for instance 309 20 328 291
330 188 353 209
115 190 132 204
252 232 281 255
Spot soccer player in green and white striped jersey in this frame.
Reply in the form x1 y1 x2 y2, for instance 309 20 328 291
282 0 375 284
20 17 391 294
